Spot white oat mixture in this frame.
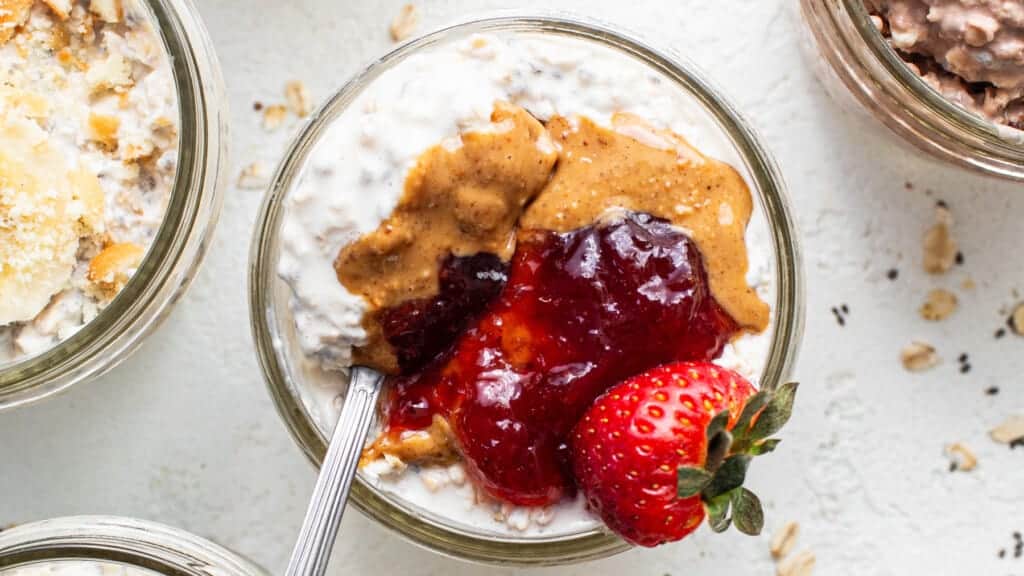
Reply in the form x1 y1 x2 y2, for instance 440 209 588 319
866 0 1024 129
279 32 776 536
0 0 178 364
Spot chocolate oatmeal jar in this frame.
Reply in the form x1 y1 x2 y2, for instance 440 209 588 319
799 0 1024 181
0 0 228 410
250 13 803 566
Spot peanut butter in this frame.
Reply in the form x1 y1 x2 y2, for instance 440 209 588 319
521 113 769 332
337 104 768 374
335 103 557 373
361 415 458 469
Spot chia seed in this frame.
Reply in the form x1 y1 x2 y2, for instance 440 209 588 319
831 306 847 327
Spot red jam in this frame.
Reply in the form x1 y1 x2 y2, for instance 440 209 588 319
381 211 740 506
378 253 507 374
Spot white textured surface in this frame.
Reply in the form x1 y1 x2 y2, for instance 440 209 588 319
1 1 1023 575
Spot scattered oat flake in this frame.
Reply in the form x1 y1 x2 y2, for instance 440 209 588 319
901 342 940 372
920 289 958 321
923 205 957 275
390 4 419 42
284 80 311 118
236 161 268 190
990 416 1024 445
945 442 978 472
771 522 800 560
1011 303 1024 336
262 104 287 131
777 550 816 576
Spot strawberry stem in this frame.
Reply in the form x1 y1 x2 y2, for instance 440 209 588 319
676 381 800 537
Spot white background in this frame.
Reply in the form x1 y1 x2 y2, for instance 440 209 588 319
2 1 1023 574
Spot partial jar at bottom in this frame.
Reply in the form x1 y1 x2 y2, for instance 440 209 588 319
250 14 804 567
0 517 265 576
798 0 1024 181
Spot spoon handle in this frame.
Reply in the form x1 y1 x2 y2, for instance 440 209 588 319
285 367 384 576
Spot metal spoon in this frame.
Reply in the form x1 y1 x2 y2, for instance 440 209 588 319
285 366 384 576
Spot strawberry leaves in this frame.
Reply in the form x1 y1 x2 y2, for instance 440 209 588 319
703 454 751 499
733 391 770 435
749 381 799 440
676 381 800 537
676 468 713 497
750 437 782 456
731 488 764 536
705 493 732 533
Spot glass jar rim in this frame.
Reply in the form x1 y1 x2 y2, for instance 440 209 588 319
0 0 229 410
0 516 264 576
803 0 1024 179
249 11 804 566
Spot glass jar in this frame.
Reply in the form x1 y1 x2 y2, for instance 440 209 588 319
0 517 264 576
249 14 804 566
799 0 1024 180
0 0 229 410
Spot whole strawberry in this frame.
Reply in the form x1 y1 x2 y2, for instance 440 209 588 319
569 361 798 547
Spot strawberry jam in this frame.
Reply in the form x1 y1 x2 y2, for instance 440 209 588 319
381 211 740 506
377 253 507 374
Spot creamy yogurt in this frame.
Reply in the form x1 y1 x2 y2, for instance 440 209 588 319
278 31 776 536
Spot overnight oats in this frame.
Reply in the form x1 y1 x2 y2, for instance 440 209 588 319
1 561 161 576
252 16 802 564
0 517 266 576
0 0 226 408
800 0 1024 179
864 0 1024 130
0 0 178 364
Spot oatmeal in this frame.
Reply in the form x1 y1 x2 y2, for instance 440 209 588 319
279 31 777 535
0 562 161 576
865 0 1024 129
0 0 178 364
